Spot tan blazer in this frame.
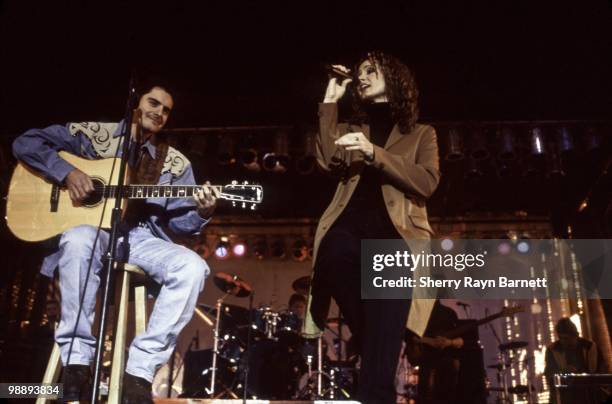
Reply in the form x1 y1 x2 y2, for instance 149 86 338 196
303 103 441 337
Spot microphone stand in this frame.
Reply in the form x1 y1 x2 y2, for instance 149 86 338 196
90 77 139 404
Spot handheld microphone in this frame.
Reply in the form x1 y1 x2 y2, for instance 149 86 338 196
325 64 353 81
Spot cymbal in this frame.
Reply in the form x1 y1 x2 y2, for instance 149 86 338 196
498 341 528 351
292 276 311 294
214 272 252 297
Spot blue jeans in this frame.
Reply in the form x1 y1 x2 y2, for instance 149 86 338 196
55 224 209 382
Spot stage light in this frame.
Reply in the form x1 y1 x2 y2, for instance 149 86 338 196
497 242 512 255
445 128 464 161
531 302 542 315
217 135 236 166
232 240 247 257
441 238 454 251
263 131 290 173
517 240 530 254
291 239 309 261
569 314 583 336
556 127 574 154
498 127 516 160
529 127 545 155
214 236 230 259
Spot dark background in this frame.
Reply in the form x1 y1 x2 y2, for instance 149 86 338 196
0 0 610 223
1 0 611 133
0 0 611 386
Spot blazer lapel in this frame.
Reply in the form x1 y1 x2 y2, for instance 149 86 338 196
384 124 404 149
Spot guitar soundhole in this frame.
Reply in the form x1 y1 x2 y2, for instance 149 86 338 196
81 177 105 207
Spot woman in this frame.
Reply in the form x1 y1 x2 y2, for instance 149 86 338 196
305 51 440 404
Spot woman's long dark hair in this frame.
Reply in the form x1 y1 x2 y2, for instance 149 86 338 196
350 51 419 134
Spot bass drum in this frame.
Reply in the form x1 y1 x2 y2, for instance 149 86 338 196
243 339 304 399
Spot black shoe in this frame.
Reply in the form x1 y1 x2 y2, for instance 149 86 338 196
122 373 153 404
61 364 91 403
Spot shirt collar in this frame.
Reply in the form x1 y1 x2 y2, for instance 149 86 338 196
114 120 157 159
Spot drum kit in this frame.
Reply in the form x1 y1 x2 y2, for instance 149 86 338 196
184 272 357 400
486 340 534 403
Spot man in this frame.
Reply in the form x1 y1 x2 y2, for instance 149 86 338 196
288 293 307 321
304 52 440 404
545 318 602 404
412 301 464 404
13 84 217 403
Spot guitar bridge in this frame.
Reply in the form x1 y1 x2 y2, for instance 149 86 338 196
50 184 59 212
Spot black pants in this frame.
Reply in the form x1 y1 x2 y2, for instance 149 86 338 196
311 210 410 404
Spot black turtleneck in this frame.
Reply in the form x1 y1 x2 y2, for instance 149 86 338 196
334 102 400 238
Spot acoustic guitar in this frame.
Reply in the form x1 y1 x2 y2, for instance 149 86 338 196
6 151 263 242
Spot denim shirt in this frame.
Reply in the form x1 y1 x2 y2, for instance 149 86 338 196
12 120 209 276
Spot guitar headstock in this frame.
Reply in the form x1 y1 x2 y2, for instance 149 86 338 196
501 305 524 317
221 181 264 210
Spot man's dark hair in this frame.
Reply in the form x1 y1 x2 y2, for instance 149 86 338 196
135 72 176 101
289 293 307 307
350 51 419 133
555 317 579 336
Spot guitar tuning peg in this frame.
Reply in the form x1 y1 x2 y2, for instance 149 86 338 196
232 201 236 207
241 202 246 208
250 204 256 210
231 180 237 185
243 181 248 185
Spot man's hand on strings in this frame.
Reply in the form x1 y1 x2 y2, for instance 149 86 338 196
65 168 94 203
335 132 374 161
195 181 220 219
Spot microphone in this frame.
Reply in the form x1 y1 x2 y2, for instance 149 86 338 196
325 64 353 81
456 301 470 308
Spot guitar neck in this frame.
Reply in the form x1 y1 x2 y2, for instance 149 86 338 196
100 184 222 199
442 311 505 339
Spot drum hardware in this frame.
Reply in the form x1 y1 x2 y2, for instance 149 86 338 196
206 272 253 398
193 274 357 400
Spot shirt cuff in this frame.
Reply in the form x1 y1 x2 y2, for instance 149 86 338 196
50 158 76 184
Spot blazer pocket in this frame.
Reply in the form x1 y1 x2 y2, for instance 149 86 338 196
408 215 434 235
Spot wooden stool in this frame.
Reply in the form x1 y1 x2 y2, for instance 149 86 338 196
36 263 149 404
